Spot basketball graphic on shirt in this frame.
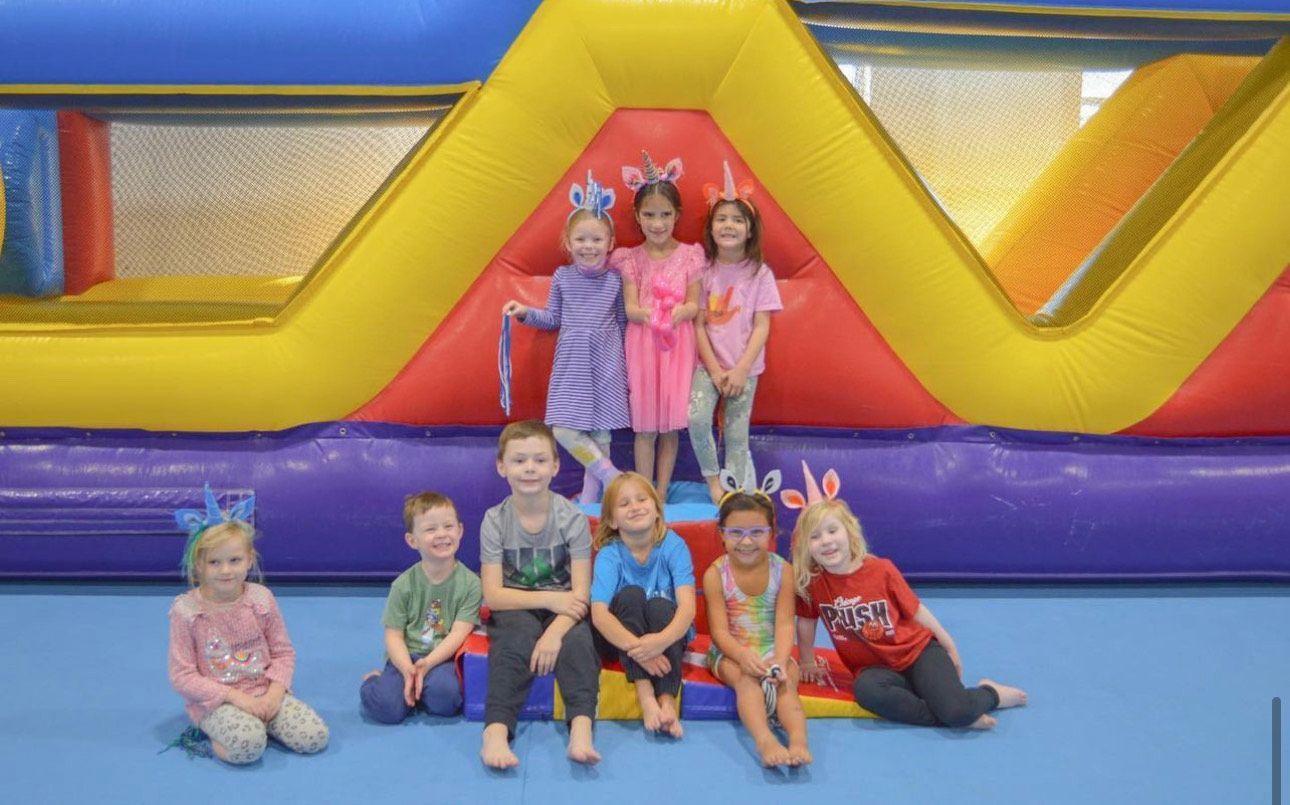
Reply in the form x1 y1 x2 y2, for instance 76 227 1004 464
861 619 887 643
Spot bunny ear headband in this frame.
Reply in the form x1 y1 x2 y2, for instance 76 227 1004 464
779 460 841 510
568 169 615 221
703 160 755 210
718 466 783 508
622 149 683 193
175 483 256 576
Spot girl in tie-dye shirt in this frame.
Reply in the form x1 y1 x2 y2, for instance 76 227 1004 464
701 492 810 768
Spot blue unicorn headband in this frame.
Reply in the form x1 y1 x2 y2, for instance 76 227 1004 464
569 169 615 221
175 483 256 577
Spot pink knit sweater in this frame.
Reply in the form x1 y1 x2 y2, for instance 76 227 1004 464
167 583 296 724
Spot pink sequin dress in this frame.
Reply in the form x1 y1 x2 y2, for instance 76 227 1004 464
610 242 703 433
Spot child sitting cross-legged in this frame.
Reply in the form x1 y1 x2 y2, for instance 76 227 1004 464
360 491 481 723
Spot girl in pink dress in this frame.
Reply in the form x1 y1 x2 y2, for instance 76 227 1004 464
610 151 703 499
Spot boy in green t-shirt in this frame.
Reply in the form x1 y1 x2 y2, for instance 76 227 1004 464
360 491 482 723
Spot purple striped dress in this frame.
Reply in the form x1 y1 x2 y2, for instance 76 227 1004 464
522 265 631 432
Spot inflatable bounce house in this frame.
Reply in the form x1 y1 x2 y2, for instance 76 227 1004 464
0 0 1288 717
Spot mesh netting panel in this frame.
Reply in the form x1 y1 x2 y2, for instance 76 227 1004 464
111 125 429 279
846 63 1082 246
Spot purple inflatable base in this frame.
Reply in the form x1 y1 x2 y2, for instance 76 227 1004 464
1 422 1287 582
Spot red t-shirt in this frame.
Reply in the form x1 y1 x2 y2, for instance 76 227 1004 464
795 556 933 673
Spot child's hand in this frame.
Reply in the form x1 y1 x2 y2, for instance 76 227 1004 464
736 649 770 679
548 591 589 620
946 644 963 678
626 632 672 663
502 300 528 319
798 659 824 685
639 654 672 678
725 366 750 397
412 657 439 702
259 685 286 721
530 631 564 676
400 666 419 707
227 689 260 717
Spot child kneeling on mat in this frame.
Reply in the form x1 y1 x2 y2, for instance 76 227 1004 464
360 491 481 723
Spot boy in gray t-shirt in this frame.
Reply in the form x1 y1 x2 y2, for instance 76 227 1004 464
360 491 481 724
479 421 600 769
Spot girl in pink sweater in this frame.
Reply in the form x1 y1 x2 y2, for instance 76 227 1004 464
168 492 328 764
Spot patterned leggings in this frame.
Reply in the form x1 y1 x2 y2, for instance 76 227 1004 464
688 367 759 483
199 694 329 764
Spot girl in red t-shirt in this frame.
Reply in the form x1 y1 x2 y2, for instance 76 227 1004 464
791 499 1027 729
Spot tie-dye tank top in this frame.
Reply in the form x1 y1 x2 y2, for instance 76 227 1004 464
707 552 786 668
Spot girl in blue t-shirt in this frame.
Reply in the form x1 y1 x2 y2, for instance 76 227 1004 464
590 471 696 738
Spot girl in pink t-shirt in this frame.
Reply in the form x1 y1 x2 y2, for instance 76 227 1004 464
610 151 704 499
167 489 328 764
689 162 783 503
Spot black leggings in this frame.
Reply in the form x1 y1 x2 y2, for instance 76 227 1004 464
852 641 1000 728
593 586 686 697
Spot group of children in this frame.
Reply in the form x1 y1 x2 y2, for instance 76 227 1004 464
503 151 782 506
167 421 1027 769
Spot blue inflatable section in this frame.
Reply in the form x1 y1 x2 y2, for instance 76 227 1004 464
0 110 62 297
0 0 540 86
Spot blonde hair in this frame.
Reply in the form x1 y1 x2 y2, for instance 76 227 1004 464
594 472 666 549
186 520 260 588
790 499 868 602
563 208 615 250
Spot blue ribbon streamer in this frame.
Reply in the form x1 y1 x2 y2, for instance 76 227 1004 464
498 313 512 416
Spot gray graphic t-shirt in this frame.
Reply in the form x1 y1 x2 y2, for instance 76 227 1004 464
479 494 592 591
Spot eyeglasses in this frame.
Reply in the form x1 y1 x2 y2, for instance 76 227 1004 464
719 526 773 541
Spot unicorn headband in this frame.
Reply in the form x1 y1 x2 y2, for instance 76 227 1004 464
779 461 840 510
703 160 755 210
569 169 615 221
622 150 683 193
175 483 256 577
718 466 783 508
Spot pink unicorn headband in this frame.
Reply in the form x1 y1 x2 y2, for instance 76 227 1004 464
622 149 683 193
703 160 755 209
779 460 840 510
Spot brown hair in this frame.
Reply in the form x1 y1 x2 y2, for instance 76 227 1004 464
497 419 558 461
594 472 666 549
632 181 682 217
186 521 260 588
717 491 776 531
402 490 459 532
702 198 763 264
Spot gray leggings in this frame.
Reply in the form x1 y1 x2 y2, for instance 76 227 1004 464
688 367 759 482
552 427 612 469
199 694 329 764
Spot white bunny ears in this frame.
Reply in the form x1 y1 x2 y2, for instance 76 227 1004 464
718 466 782 507
779 460 840 510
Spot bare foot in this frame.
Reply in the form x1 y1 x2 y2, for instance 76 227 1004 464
787 743 813 766
980 679 1028 709
637 685 664 733
480 723 519 769
361 669 382 682
968 713 998 730
755 733 791 767
566 716 601 765
657 695 684 739
705 475 724 505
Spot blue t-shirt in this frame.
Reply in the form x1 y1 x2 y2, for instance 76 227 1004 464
590 530 695 605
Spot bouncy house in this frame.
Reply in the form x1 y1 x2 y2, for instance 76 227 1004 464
0 0 1288 594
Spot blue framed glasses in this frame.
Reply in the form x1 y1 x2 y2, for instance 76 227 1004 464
719 526 772 541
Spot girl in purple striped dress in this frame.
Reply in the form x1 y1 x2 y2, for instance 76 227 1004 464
503 171 630 504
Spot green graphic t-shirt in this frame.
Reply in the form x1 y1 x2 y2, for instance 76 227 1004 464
382 561 482 657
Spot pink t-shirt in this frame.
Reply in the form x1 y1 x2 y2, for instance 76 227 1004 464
701 260 782 376
168 583 296 724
